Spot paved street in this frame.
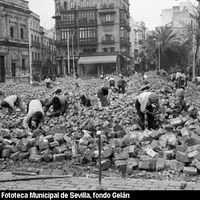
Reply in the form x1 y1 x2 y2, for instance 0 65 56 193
0 172 199 191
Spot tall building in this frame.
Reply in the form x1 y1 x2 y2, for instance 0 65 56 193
53 0 131 77
0 0 31 83
30 13 57 78
161 2 195 42
130 18 148 69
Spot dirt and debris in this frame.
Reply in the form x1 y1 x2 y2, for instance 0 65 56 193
1 71 200 182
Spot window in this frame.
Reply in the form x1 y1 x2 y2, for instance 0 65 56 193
31 35 33 42
105 34 112 41
64 1 67 9
10 27 14 38
11 63 16 77
80 0 83 7
70 1 75 8
86 0 89 7
103 48 108 52
20 28 24 39
32 52 34 60
120 27 126 38
79 27 96 39
105 14 111 22
110 47 114 52
22 59 25 71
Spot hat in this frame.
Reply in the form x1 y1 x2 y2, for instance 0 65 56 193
149 92 159 103
175 88 185 98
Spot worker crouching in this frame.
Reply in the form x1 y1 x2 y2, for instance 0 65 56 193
135 92 159 130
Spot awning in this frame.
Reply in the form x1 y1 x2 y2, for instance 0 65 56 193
78 55 117 65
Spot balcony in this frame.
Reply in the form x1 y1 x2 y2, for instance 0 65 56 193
78 5 97 11
31 41 40 48
54 39 77 47
78 19 97 26
120 38 131 47
102 38 115 45
56 21 76 28
0 36 29 47
32 60 42 66
79 51 119 56
101 21 115 26
79 38 97 46
99 4 116 14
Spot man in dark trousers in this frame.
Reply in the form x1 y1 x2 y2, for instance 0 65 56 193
1 95 25 114
44 95 68 117
23 99 45 130
117 74 126 94
135 91 159 130
97 86 112 107
80 94 92 107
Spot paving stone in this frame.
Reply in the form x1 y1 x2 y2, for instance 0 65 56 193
192 159 200 170
156 158 165 171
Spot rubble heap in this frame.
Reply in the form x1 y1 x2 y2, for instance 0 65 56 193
0 72 200 177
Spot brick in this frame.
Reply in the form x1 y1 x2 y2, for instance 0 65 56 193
53 154 66 162
183 167 198 176
29 154 43 163
53 145 68 154
163 150 175 160
138 161 156 171
176 151 189 163
82 149 95 162
145 147 158 158
123 145 138 157
0 128 11 139
176 144 187 152
156 158 165 171
51 169 64 175
64 150 72 160
29 147 39 155
192 159 200 170
126 158 138 169
54 133 65 144
159 135 168 148
21 143 31 152
188 151 200 160
170 118 183 127
164 160 171 170
181 127 192 137
33 129 44 138
42 149 53 162
102 145 113 158
19 152 30 161
151 140 162 152
185 118 195 126
2 149 11 158
44 135 54 143
114 151 129 160
149 130 162 139
39 139 49 150
167 133 177 147
191 133 200 144
49 141 59 148
115 160 127 170
170 160 185 171
101 159 112 170
10 152 20 161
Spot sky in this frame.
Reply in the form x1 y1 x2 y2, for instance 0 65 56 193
28 0 197 30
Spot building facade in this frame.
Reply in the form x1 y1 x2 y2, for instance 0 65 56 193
0 0 31 83
53 0 131 77
30 13 57 79
130 18 148 71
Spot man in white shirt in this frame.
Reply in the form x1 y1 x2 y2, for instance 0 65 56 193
135 92 159 130
1 95 25 114
23 99 45 130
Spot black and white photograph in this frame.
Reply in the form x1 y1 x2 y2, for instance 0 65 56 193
0 0 200 197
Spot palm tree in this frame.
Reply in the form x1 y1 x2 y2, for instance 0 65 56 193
153 25 179 53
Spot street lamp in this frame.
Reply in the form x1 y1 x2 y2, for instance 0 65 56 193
72 28 80 78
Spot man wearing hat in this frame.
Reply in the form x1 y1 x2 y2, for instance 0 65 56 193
108 77 115 88
135 91 159 130
1 95 25 114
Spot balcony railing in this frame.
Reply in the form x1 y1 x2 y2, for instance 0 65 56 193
0 36 28 44
79 51 119 56
79 38 97 46
54 39 76 47
120 38 131 46
32 60 42 66
31 41 40 48
101 21 115 26
78 19 97 26
102 38 115 44
56 21 76 28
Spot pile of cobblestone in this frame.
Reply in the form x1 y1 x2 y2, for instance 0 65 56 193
1 72 200 177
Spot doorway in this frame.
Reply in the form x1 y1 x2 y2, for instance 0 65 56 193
0 56 5 82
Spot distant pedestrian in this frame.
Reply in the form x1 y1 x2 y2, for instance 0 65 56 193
135 92 159 130
23 99 45 130
108 77 115 88
44 95 68 117
1 95 25 114
97 86 112 107
44 76 52 89
117 74 126 94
